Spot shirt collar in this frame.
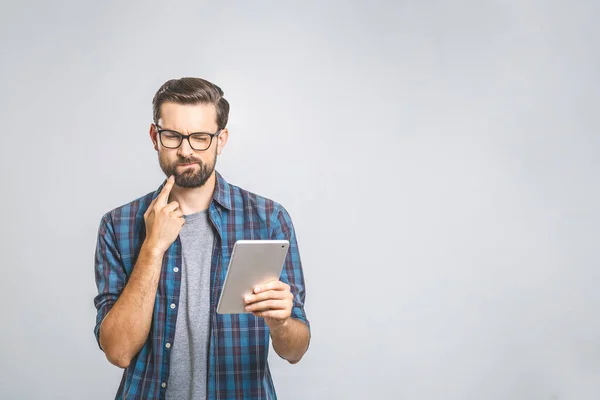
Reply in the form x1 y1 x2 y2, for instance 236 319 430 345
212 170 233 210
152 170 232 211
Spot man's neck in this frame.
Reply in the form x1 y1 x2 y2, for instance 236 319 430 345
169 171 216 215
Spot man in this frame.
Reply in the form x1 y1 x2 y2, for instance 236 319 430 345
93 77 310 400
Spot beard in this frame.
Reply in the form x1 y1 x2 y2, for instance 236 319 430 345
159 149 217 188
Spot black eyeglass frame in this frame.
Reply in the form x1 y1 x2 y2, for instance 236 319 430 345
153 123 222 151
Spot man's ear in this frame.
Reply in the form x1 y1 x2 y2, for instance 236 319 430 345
217 128 229 155
149 123 159 151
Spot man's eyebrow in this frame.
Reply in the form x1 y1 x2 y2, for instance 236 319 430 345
156 125 215 133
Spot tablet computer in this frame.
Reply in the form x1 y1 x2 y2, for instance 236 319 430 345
216 239 290 314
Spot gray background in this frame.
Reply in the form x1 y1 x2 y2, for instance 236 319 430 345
1 1 599 399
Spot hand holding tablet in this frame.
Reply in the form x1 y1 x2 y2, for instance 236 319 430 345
216 240 291 316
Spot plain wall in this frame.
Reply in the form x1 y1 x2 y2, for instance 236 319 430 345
1 1 599 399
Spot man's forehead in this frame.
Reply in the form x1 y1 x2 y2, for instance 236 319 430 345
158 102 218 130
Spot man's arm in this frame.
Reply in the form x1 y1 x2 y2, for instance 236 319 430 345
98 241 164 368
244 281 310 363
244 204 310 363
270 317 310 364
94 175 184 368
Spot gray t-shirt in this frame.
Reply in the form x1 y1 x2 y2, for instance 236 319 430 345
165 209 215 400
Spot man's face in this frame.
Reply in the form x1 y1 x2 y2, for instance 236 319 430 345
152 102 226 188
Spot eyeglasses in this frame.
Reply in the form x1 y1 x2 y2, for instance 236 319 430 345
154 124 222 151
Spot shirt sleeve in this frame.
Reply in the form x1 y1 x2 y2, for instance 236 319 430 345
93 211 126 351
270 204 310 331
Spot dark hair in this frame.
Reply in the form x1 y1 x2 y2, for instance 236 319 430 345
152 77 230 129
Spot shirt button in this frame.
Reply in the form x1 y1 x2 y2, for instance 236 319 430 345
170 303 176 309
165 342 171 349
173 267 179 273
161 382 167 388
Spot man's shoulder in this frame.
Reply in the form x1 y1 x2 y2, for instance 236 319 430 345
98 189 155 230
226 180 288 217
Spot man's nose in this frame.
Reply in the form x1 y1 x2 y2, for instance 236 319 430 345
177 137 194 157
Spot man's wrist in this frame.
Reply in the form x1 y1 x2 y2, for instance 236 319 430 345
268 317 292 334
141 239 165 260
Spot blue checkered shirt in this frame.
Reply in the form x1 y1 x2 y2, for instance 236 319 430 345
93 171 309 399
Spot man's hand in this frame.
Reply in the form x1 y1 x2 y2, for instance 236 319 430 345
244 279 309 363
143 175 185 254
244 280 293 328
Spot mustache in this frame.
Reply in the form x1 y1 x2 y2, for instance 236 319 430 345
176 158 202 165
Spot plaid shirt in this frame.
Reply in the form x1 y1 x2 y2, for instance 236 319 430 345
93 171 309 399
